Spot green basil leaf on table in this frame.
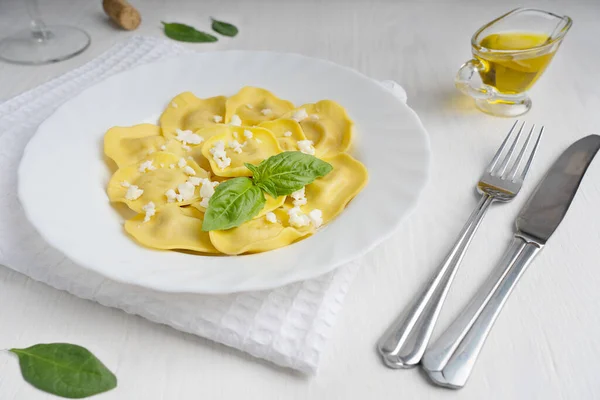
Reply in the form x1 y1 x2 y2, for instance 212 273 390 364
162 22 218 43
202 177 266 231
250 151 333 197
211 18 239 37
10 343 117 399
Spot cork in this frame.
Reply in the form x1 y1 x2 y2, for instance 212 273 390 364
102 0 141 31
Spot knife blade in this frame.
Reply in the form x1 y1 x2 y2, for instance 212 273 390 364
517 134 600 243
422 134 600 389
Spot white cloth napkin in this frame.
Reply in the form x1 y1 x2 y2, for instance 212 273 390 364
0 36 407 374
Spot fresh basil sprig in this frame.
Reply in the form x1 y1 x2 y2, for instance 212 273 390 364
247 151 333 198
202 152 333 231
211 18 239 37
10 343 117 398
202 177 265 231
162 22 218 43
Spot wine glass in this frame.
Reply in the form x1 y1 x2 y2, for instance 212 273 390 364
0 0 90 65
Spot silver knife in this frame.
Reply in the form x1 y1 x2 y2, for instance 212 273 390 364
421 134 600 389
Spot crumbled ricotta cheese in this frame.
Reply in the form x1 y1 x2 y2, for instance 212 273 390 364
160 145 167 151
288 206 310 227
171 102 178 108
308 209 323 228
181 144 191 151
199 178 218 199
209 140 231 169
199 198 210 208
160 163 165 168
228 140 244 154
177 182 196 201
177 158 187 168
175 129 204 145
183 166 196 176
261 108 273 116
142 201 156 222
291 108 308 122
243 129 253 139
120 181 131 188
169 164 175 169
194 178 220 208
213 115 223 123
165 189 178 203
187 177 202 186
166 182 199 202
147 149 155 155
297 140 315 155
138 160 156 173
290 187 307 206
232 131 239 139
265 212 277 223
124 185 144 200
229 114 242 126
283 131 292 137
175 129 203 145
246 104 253 109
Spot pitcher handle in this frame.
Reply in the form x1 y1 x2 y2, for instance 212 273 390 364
455 59 496 100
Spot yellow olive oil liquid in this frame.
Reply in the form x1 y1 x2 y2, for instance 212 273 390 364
475 32 556 94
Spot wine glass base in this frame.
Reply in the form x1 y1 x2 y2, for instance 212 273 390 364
475 96 532 118
0 25 90 65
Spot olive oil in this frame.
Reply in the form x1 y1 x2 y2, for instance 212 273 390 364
475 32 556 94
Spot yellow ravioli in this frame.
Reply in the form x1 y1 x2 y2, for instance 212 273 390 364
258 119 307 151
209 208 314 255
159 92 226 139
173 126 232 173
284 100 354 157
293 153 368 223
107 152 209 213
201 126 282 178
104 124 182 169
124 205 219 253
225 87 295 126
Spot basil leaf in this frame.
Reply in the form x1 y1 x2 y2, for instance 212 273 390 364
202 177 265 231
10 343 117 398
244 163 261 181
255 181 278 200
162 22 218 43
251 151 333 197
211 18 239 37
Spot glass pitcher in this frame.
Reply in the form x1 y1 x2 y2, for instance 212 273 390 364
455 8 572 117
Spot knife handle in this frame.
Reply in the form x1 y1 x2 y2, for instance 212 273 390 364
421 235 543 389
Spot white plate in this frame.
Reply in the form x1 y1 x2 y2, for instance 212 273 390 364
18 51 430 294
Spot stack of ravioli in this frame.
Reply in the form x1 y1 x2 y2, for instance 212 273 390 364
105 87 368 255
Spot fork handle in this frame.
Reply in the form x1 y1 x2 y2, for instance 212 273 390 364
421 235 543 388
377 194 494 368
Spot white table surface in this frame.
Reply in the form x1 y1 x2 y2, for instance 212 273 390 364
2 0 600 399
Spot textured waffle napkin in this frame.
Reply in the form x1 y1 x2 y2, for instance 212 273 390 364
0 36 407 374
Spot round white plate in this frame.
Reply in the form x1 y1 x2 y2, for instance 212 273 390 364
18 51 430 294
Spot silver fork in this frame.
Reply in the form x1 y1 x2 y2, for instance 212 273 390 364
377 121 543 368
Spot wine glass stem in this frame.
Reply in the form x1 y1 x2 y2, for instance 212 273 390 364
24 0 50 40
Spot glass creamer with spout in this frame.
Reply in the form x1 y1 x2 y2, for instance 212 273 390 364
455 8 572 117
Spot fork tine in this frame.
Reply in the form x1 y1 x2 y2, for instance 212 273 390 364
519 126 544 181
506 124 536 180
495 121 526 177
486 120 519 173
